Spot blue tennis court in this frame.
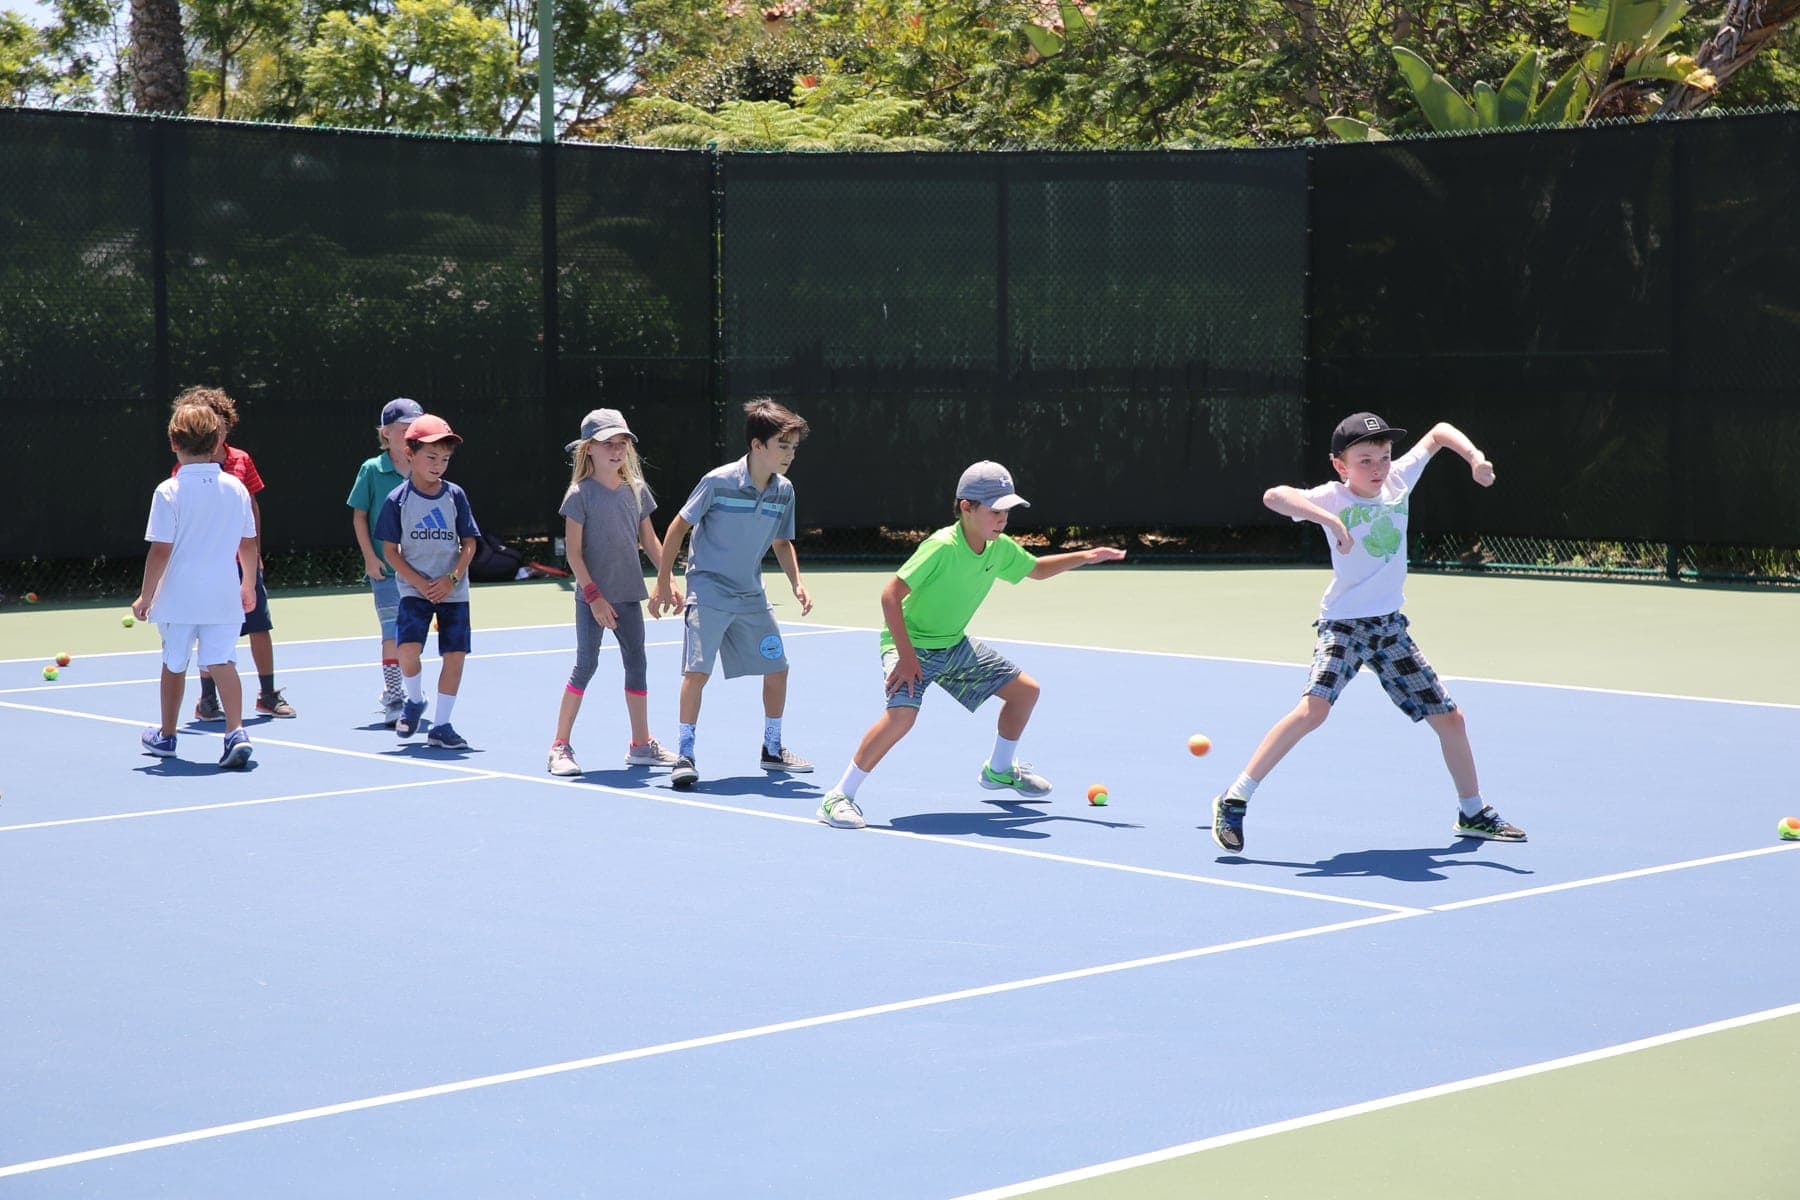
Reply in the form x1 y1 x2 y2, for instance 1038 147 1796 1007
2 607 1796 1197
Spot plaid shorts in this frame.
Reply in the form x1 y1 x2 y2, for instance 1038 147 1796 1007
882 636 1021 712
1305 612 1455 722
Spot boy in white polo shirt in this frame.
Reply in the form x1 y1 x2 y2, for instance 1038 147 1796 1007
1210 412 1525 853
652 398 813 790
133 402 259 768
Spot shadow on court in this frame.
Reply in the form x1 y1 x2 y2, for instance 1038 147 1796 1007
888 800 1139 839
1215 841 1534 882
133 757 257 777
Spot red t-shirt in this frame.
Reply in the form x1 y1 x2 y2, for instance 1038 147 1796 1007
172 444 264 495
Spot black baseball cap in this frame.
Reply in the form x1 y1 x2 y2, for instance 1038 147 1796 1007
1331 412 1407 456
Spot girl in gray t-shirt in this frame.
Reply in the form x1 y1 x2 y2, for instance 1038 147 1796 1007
546 409 683 777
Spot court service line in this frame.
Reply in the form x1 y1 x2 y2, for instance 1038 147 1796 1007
0 628 860 696
0 776 496 833
944 998 1800 1200
0 910 1417 1181
1430 841 1800 911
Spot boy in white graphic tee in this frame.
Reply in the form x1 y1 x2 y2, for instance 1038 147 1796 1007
1210 412 1526 853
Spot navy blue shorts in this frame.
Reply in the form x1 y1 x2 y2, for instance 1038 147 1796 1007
396 597 473 655
239 567 273 635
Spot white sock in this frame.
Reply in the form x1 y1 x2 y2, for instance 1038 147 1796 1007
1459 794 1485 817
991 735 1020 773
763 717 783 755
1227 772 1259 802
434 692 457 726
835 764 870 800
403 672 424 703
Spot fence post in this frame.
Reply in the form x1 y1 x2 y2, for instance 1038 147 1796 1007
995 153 1010 408
540 139 559 431
149 117 170 405
1664 130 1682 581
710 149 727 462
1300 145 1317 479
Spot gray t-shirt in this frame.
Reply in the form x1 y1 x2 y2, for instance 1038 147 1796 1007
559 475 656 603
676 457 796 613
374 478 480 603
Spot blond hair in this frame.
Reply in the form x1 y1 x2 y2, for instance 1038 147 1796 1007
569 432 645 491
168 402 223 457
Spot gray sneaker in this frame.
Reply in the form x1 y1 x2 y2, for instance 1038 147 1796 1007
547 741 582 776
625 738 680 767
381 695 406 728
818 791 866 829
193 693 225 722
670 755 699 789
760 745 813 773
978 760 1052 799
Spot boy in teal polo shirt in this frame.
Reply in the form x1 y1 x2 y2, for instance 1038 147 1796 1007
816 461 1125 829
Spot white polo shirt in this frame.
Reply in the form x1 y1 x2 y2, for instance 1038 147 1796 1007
145 463 257 625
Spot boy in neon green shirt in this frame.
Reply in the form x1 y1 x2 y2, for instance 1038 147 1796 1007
817 461 1125 829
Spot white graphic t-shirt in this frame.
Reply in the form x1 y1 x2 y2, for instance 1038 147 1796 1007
1294 443 1431 619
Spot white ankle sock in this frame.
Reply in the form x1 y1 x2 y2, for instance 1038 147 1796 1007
1227 773 1259 802
1459 794 1485 817
991 735 1020 772
835 765 869 799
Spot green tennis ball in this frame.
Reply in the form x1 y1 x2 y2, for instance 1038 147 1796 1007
122 614 136 627
1779 816 1800 841
42 665 58 681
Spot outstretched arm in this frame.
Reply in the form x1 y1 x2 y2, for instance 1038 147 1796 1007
1415 422 1496 486
1027 546 1126 581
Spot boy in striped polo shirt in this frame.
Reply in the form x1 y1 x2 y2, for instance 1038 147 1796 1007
653 399 815 790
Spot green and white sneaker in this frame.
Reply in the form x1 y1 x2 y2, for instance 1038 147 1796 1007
978 761 1052 799
1455 805 1527 842
818 791 866 829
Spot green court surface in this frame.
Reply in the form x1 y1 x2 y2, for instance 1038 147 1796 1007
4 565 1794 1199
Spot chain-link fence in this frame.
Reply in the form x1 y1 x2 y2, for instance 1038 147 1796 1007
2 109 1796 606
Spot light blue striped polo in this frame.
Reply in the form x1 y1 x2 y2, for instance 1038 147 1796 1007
676 456 796 613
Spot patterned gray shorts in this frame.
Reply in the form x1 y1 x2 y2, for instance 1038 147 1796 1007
882 636 1021 712
1305 612 1455 722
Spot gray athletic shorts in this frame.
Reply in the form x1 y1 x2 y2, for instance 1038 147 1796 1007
882 636 1021 712
682 603 788 678
1305 612 1455 722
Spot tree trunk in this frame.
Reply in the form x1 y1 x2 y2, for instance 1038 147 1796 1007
130 0 188 113
1664 0 1800 114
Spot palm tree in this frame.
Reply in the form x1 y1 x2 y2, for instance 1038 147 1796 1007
130 0 187 112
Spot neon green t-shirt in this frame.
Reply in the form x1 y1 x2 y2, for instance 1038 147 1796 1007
881 523 1036 652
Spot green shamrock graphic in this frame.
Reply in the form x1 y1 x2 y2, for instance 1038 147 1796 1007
1363 514 1402 560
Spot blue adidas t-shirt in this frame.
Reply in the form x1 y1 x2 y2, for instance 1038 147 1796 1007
374 478 481 602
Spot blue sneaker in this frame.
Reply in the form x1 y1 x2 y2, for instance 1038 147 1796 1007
1211 795 1247 853
395 699 427 739
218 728 252 769
140 727 177 757
427 723 468 750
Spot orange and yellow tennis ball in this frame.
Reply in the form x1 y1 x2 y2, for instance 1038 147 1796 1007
1188 733 1212 757
1085 784 1109 807
1779 816 1800 841
25 592 38 604
41 664 58 681
54 652 71 667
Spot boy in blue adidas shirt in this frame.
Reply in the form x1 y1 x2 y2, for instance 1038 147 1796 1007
374 414 480 748
652 399 813 790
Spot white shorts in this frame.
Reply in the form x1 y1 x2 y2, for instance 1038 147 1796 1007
158 622 240 672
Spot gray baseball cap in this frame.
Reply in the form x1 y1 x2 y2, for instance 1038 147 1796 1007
566 408 637 453
956 461 1030 510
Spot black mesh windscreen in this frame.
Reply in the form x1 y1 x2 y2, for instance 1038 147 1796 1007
1312 124 1680 545
720 151 1307 530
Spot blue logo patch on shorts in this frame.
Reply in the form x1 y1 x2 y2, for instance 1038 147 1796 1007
759 634 784 660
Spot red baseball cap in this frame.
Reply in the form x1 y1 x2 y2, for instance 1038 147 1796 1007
405 414 462 445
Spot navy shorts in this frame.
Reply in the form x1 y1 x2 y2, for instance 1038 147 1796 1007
396 597 473 655
1305 612 1455 722
239 567 273 635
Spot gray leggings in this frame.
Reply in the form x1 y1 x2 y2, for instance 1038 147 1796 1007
568 598 648 693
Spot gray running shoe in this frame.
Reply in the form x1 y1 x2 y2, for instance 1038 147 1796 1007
625 738 680 767
671 755 699 789
818 791 867 829
978 761 1051 799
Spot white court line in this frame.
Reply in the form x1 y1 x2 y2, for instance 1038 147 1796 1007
0 628 859 696
0 775 495 833
1431 842 1800 911
944 999 1800 1200
0 910 1416 1180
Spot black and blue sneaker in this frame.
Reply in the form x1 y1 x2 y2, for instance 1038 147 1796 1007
218 728 252 769
427 723 468 750
1455 805 1526 842
395 699 427 739
1211 795 1248 853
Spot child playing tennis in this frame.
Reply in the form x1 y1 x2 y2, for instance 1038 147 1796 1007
135 402 258 769
1210 412 1526 853
174 386 297 721
374 414 480 749
546 408 682 776
651 399 815 790
345 397 421 728
815 461 1125 829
